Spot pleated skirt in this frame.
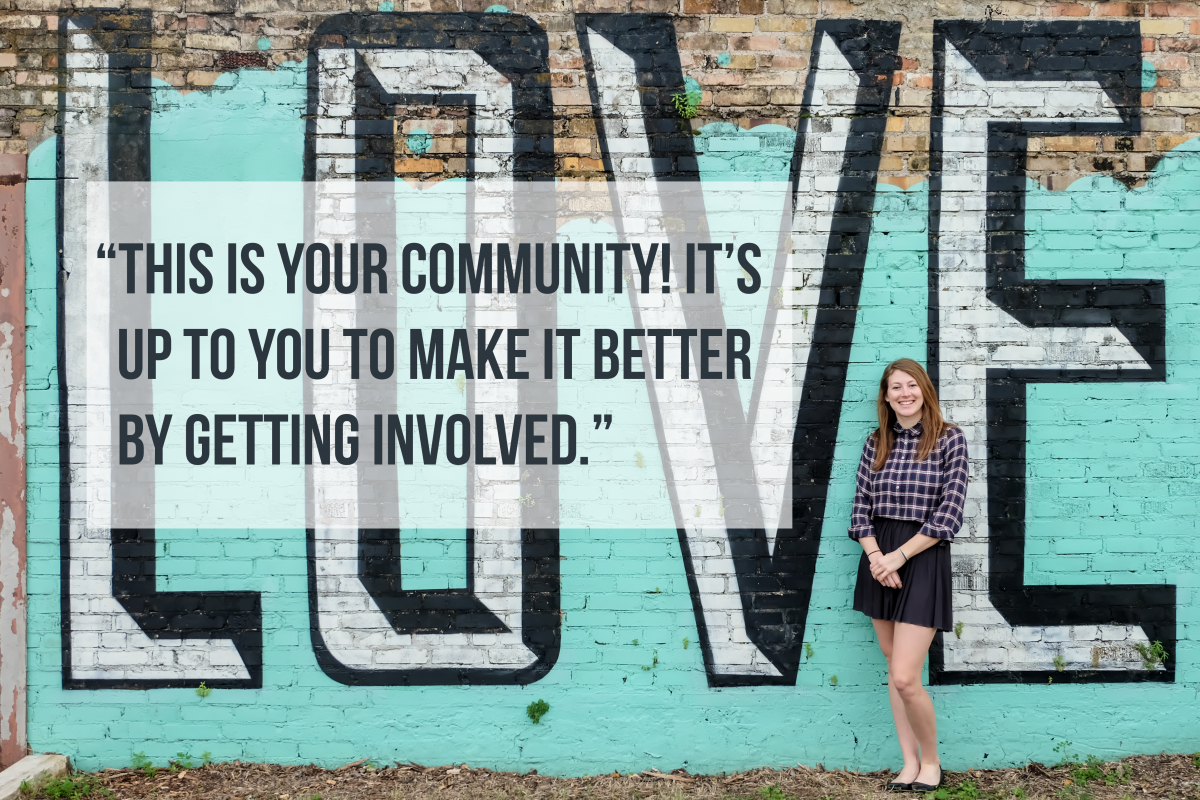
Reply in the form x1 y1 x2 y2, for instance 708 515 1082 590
852 517 953 632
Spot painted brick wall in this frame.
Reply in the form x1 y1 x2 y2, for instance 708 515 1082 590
5 0 1200 775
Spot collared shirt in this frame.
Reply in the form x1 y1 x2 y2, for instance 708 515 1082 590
848 421 969 542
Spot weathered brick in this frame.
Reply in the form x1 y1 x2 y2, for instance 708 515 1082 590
1149 1 1199 15
1158 90 1200 106
184 32 239 50
712 87 767 105
709 16 754 32
1142 19 1186 33
1048 2 1090 15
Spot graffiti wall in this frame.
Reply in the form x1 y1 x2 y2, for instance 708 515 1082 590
5 0 1200 773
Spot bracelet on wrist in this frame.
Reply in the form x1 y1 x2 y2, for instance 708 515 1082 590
899 547 909 562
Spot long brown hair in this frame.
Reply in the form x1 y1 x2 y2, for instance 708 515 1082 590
871 358 954 470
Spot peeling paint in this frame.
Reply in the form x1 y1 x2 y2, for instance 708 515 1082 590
0 322 24 460
0 152 27 770
0 504 24 767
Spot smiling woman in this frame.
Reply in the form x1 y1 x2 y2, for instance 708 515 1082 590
847 358 969 794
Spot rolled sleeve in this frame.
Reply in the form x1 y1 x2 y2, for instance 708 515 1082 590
917 427 969 541
848 436 876 540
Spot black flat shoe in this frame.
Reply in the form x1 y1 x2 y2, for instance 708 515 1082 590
910 767 943 793
885 780 913 792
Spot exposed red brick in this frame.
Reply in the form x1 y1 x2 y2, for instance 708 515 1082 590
563 156 605 171
745 35 779 49
549 53 583 69
767 54 806 69
216 52 269 70
1161 36 1200 51
1150 2 1199 15
713 87 769 106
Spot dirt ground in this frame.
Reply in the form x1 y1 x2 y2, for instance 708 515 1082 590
30 753 1200 800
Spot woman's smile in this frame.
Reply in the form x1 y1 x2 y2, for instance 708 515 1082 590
886 369 924 427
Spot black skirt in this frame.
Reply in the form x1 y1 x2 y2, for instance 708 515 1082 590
853 517 953 632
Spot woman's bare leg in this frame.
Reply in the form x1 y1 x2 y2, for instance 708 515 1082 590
872 619 921 783
889 622 940 785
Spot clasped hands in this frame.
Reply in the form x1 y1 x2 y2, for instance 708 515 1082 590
867 550 905 589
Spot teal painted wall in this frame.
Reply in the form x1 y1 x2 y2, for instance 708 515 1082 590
24 62 1200 774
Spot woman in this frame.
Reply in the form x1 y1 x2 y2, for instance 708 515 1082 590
849 358 968 793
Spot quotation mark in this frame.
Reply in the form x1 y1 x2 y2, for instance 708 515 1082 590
96 243 117 258
593 414 612 430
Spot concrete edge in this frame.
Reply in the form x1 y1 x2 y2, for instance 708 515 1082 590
0 754 71 800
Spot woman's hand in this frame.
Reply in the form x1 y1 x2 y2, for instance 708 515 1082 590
869 551 905 589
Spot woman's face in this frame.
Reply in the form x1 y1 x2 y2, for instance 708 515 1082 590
886 369 924 425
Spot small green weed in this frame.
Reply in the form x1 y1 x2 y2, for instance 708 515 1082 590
131 752 157 778
1192 752 1200 769
829 675 837 686
635 451 645 468
1102 763 1133 786
641 650 659 672
1054 743 1132 788
1053 654 1066 672
1134 640 1168 671
954 621 964 639
1069 756 1105 786
804 642 814 660
195 681 212 698
924 779 978 800
1054 742 1080 768
201 752 214 767
168 752 195 772
1013 789 1027 799
526 699 550 724
756 787 791 800
20 774 112 800
682 637 689 650
670 92 700 120
632 638 639 646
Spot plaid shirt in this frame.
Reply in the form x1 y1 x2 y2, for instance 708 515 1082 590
848 422 969 542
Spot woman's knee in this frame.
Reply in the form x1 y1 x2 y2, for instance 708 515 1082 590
890 671 924 699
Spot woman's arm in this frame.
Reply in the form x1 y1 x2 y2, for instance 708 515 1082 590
848 436 901 588
860 535 902 589
869 532 939 584
870 428 969 583
915 427 969 541
848 436 877 540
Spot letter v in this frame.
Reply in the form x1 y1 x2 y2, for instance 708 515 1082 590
578 15 900 686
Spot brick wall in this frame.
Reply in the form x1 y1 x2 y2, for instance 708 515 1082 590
8 0 1200 775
